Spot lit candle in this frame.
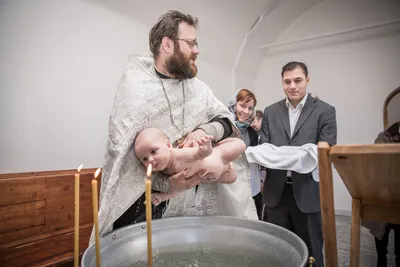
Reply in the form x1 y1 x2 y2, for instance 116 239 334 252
146 164 153 267
74 164 83 267
92 168 101 267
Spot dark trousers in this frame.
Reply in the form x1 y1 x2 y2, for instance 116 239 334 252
375 223 400 267
266 183 324 267
113 191 166 230
253 192 263 220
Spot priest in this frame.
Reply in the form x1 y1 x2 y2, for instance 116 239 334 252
89 10 257 243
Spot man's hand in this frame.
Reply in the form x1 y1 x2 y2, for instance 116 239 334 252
180 129 207 148
169 168 207 192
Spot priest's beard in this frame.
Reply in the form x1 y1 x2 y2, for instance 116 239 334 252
165 44 198 80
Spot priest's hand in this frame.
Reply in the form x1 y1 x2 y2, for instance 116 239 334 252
168 168 208 192
180 129 207 148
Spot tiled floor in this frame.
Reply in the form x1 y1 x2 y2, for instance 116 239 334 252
336 215 396 267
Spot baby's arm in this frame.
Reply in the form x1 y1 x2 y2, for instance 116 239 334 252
174 135 213 162
215 137 246 164
197 138 244 184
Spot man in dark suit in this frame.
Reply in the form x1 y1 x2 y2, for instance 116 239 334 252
260 61 337 266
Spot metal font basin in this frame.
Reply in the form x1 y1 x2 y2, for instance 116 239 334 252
82 216 308 267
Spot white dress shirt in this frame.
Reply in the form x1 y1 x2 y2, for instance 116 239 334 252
286 93 308 177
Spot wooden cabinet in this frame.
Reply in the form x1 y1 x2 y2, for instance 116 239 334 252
0 169 101 266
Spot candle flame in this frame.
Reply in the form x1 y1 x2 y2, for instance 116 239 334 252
147 164 152 178
77 164 84 172
94 168 101 179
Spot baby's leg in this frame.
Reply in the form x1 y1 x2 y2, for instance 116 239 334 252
196 135 213 159
217 162 237 184
152 192 179 206
215 137 246 164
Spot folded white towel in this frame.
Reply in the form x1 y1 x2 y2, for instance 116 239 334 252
245 143 320 182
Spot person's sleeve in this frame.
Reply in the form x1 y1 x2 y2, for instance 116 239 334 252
199 85 241 140
196 118 232 142
151 172 170 193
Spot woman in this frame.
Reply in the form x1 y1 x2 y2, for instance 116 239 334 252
228 89 263 219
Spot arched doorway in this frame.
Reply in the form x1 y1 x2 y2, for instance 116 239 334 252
383 87 400 129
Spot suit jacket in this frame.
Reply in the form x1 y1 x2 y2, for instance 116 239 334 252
260 94 337 213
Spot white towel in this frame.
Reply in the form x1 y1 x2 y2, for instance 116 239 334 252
245 143 320 182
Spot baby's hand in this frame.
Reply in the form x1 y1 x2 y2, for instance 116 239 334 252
152 194 162 206
197 135 213 158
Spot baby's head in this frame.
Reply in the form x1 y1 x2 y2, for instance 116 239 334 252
134 127 172 171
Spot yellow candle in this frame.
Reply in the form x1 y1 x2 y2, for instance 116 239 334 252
146 164 153 267
74 164 83 267
92 168 101 267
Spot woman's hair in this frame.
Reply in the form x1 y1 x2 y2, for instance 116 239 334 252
236 89 257 107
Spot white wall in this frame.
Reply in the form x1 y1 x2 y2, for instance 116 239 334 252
196 60 232 104
234 0 324 92
0 0 232 173
253 1 400 212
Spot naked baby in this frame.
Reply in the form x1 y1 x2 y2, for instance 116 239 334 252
134 127 246 206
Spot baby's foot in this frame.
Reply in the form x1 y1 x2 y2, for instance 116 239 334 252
152 194 162 206
197 135 213 158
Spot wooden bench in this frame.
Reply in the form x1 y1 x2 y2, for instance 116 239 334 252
0 168 100 267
